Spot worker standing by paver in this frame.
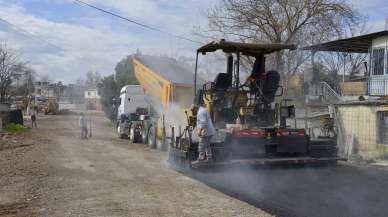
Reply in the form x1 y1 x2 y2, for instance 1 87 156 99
194 102 216 163
79 112 88 139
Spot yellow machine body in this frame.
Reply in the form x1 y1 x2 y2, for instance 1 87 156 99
43 98 59 115
133 57 195 139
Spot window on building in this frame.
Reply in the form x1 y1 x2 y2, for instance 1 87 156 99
88 92 91 96
372 48 385 75
377 111 388 144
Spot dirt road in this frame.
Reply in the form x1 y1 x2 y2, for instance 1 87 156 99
0 114 271 217
2 114 388 217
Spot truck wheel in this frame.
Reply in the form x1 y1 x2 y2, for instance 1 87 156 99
141 122 149 144
147 125 156 149
129 126 136 143
117 125 127 139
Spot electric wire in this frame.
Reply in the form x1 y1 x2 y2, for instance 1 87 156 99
73 0 202 45
0 17 63 50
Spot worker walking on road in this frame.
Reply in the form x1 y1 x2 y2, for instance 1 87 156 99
79 112 88 139
194 102 215 163
27 103 38 128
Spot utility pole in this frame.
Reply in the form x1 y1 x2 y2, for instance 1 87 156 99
385 16 388 30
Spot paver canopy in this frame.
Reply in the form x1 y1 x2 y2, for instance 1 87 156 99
197 40 296 56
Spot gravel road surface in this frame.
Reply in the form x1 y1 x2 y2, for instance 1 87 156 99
0 114 271 217
2 113 388 217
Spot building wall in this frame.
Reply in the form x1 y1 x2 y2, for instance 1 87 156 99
84 90 100 99
372 35 388 48
34 86 56 98
62 85 85 104
337 104 388 159
85 98 102 111
340 82 367 96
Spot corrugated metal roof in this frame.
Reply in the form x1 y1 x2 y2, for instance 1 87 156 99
302 31 388 53
135 55 196 85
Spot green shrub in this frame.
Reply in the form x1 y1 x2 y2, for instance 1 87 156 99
3 123 26 132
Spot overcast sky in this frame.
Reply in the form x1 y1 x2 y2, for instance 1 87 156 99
0 0 387 83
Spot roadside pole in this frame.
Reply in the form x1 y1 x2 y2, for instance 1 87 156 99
89 115 92 138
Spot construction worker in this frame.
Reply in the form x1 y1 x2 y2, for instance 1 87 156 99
194 102 215 162
27 103 37 128
79 112 88 139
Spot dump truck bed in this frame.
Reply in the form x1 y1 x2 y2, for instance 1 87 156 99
133 55 195 108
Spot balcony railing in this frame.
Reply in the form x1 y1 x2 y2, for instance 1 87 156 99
369 76 388 96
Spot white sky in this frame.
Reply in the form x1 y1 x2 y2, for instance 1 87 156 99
0 0 386 83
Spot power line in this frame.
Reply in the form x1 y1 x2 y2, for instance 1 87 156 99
0 17 63 51
73 0 202 45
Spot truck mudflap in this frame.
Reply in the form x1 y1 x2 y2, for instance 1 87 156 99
190 156 347 168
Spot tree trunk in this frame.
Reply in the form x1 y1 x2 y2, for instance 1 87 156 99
274 51 283 73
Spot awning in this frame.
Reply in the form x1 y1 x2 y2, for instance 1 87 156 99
302 31 388 53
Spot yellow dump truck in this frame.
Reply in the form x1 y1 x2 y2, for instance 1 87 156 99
132 56 194 109
117 55 197 150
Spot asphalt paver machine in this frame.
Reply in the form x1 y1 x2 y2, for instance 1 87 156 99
169 40 343 168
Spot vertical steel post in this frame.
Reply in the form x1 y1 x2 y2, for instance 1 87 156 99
171 126 175 148
236 52 240 89
368 47 372 95
162 114 166 148
343 53 347 84
194 52 199 96
311 50 317 83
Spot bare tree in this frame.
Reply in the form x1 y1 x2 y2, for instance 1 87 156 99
320 21 368 81
24 67 36 97
11 65 36 98
0 43 24 102
85 71 102 89
200 0 360 92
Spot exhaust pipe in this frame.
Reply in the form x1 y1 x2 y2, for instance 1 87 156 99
227 54 233 76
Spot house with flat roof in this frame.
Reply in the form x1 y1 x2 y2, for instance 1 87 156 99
304 31 388 160
304 30 388 97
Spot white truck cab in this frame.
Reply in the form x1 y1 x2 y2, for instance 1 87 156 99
117 85 148 138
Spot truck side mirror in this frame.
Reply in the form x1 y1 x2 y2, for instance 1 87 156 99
112 97 121 106
128 98 131 102
275 86 284 97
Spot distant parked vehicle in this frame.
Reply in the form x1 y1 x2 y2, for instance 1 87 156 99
43 98 59 115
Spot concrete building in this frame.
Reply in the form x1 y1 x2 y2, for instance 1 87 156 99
34 81 64 99
335 102 388 159
61 84 85 104
84 89 102 111
305 30 388 160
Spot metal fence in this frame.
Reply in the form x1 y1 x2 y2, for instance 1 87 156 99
369 76 388 96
